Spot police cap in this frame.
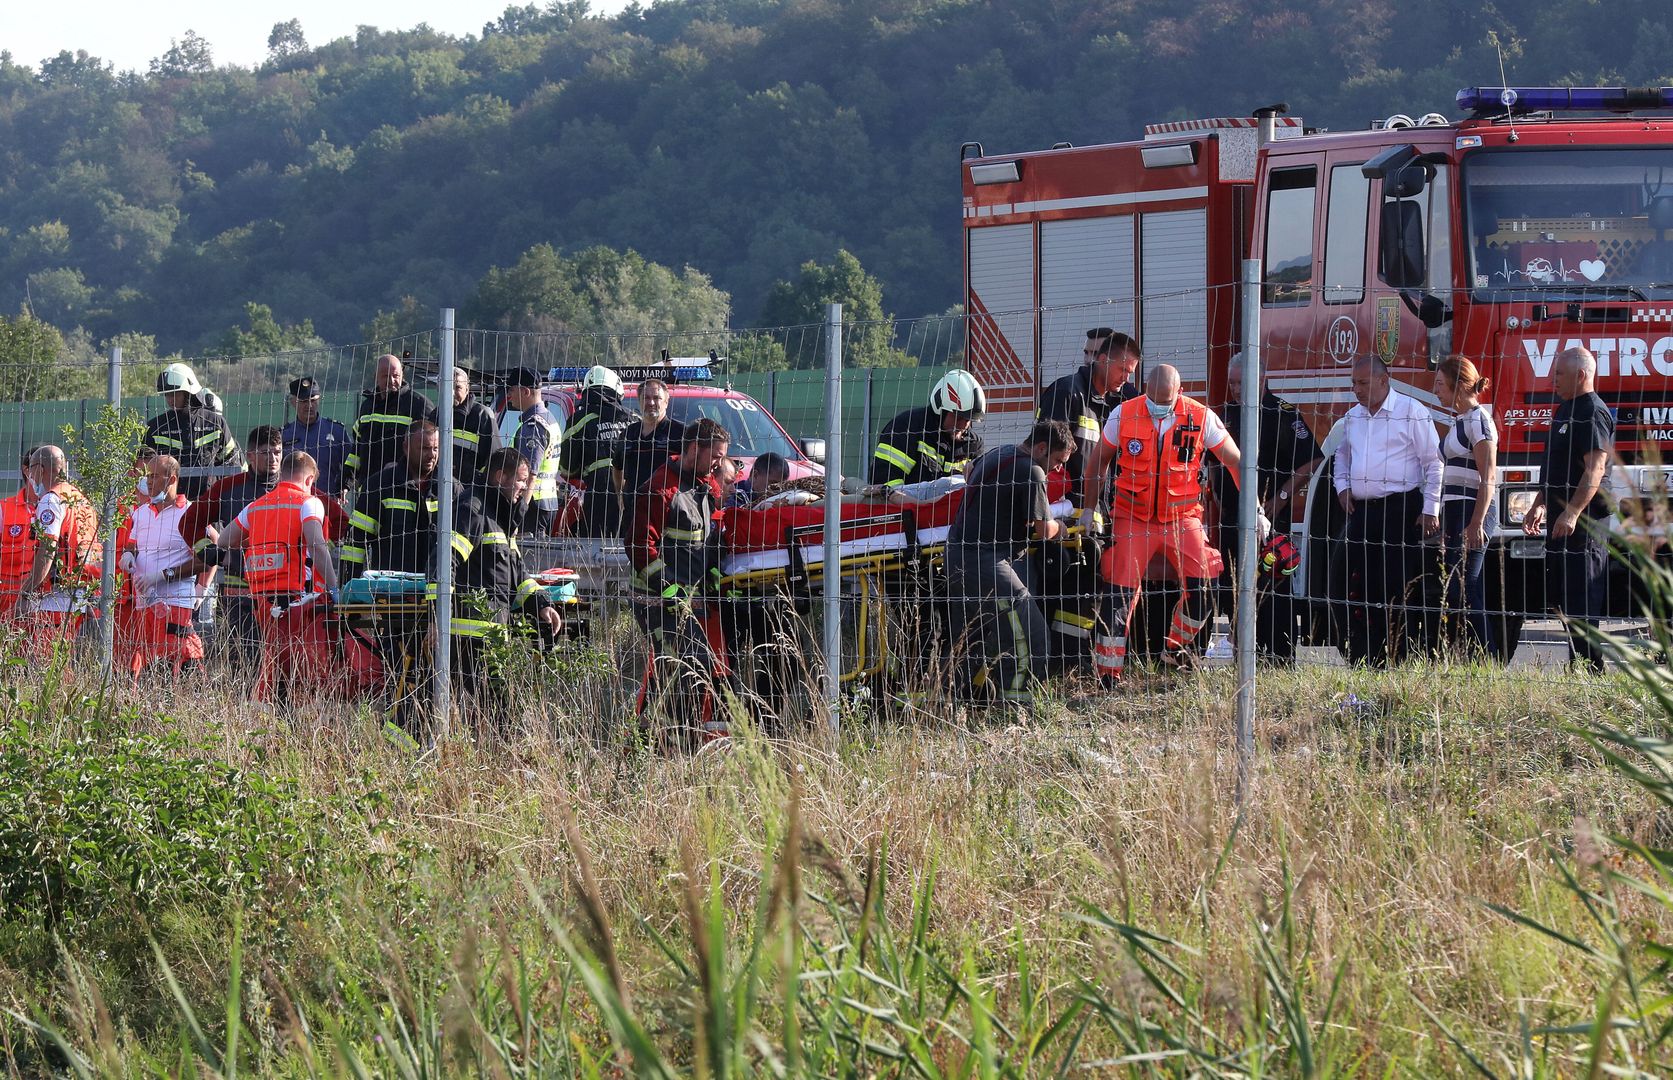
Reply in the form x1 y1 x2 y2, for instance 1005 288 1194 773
288 376 322 399
505 366 542 389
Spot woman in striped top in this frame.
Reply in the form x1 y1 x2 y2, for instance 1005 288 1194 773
1434 356 1499 658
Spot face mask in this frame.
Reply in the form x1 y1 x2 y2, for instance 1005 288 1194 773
28 479 43 497
151 489 170 505
136 477 150 497
1146 397 1174 420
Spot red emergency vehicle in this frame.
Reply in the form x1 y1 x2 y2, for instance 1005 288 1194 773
964 87 1673 655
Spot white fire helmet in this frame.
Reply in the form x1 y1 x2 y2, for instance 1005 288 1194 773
156 362 203 398
929 368 987 417
581 365 625 398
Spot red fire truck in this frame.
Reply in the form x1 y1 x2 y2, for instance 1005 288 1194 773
963 87 1673 655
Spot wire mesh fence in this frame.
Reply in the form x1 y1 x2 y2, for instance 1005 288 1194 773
0 283 1653 745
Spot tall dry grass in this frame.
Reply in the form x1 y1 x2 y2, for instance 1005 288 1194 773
0 627 1663 1074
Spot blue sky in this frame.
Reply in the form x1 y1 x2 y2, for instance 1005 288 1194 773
2 1 634 73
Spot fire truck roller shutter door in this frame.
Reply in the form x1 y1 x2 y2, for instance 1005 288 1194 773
967 223 1037 447
1040 216 1138 394
1140 209 1211 386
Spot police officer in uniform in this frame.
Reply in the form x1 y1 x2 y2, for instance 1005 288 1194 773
946 420 1074 707
870 369 987 488
341 353 438 496
502 366 563 535
1211 352 1322 662
143 363 240 499
561 366 635 536
628 417 737 746
450 367 502 485
451 447 565 724
281 377 349 496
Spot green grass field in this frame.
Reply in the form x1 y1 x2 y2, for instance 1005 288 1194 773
3 644 1671 1077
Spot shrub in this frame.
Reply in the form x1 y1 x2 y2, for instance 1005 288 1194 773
0 707 331 936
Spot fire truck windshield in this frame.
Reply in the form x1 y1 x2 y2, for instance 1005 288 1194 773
1465 147 1673 300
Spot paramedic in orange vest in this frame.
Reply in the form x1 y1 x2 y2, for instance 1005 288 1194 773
209 451 342 706
16 444 100 654
1080 364 1242 685
0 445 42 625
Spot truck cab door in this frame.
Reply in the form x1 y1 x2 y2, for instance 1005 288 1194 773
1368 147 1454 379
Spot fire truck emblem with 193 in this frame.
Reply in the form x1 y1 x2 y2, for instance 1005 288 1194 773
964 87 1673 659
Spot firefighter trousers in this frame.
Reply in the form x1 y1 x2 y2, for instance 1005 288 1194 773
718 590 800 731
947 552 1050 705
633 597 737 747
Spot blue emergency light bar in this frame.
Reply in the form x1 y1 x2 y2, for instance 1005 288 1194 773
544 363 714 383
1457 86 1673 116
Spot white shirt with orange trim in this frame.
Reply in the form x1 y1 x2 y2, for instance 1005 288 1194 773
128 494 197 609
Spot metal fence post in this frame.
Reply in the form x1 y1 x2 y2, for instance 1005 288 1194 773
434 311 456 737
822 303 844 730
99 346 121 679
860 368 874 478
1235 261 1262 803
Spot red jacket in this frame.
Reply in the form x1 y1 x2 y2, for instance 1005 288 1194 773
628 462 722 597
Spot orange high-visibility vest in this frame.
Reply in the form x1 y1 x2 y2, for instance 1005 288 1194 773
243 481 315 597
0 489 37 593
1109 395 1211 523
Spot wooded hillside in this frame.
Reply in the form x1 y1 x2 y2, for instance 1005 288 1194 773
1 0 1668 355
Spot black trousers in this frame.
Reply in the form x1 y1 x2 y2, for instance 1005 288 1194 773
718 591 800 728
947 552 1051 705
1547 530 1608 672
216 592 263 675
1335 489 1431 666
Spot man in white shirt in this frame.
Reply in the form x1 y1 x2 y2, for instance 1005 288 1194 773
120 454 207 675
1332 355 1443 665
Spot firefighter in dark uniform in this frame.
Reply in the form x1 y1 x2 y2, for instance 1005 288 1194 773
341 353 439 496
946 420 1074 707
450 367 502 486
143 363 240 499
561 366 636 536
627 417 738 746
451 447 564 725
1211 352 1322 663
869 369 987 488
1033 330 1142 654
868 370 987 695
341 420 467 730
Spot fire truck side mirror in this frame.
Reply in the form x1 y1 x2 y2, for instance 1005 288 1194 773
1417 294 1448 330
1379 200 1426 290
1384 162 1429 199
